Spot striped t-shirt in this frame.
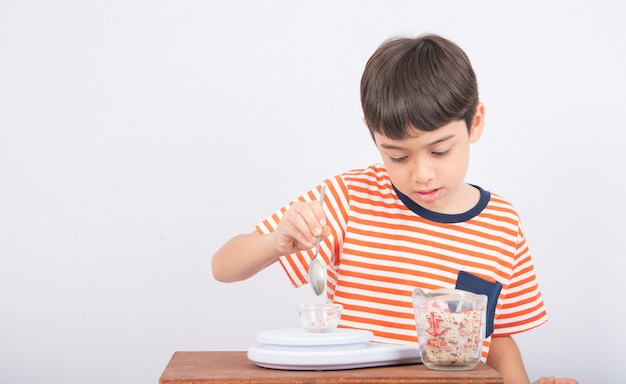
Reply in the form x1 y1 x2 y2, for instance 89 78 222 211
256 164 548 360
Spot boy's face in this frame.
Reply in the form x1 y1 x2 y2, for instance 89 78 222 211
372 104 485 214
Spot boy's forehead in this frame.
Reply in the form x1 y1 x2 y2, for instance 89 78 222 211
374 125 427 141
374 122 464 147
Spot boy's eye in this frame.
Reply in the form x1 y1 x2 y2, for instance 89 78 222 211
390 155 408 163
432 149 449 157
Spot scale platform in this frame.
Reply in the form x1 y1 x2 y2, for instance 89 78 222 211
247 328 421 370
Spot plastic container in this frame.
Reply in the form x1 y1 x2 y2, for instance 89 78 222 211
412 288 487 370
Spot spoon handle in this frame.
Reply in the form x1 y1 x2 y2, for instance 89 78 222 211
314 185 327 252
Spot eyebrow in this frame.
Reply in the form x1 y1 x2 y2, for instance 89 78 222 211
379 134 455 150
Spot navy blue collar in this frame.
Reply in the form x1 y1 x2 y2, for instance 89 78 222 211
393 184 490 223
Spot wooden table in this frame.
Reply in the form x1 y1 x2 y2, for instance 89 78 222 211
159 351 504 384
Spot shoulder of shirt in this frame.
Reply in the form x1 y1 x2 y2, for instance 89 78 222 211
333 164 393 191
485 190 515 208
483 189 525 223
339 164 389 181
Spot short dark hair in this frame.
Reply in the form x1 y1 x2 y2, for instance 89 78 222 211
360 34 479 139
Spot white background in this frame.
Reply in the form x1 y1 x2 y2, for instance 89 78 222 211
1 1 624 383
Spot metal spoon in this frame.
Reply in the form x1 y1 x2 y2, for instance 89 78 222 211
308 185 326 296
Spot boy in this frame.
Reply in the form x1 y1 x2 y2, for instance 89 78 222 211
212 34 576 384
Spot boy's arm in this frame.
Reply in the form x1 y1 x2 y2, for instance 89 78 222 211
211 231 283 282
211 200 328 283
487 336 580 384
486 336 531 384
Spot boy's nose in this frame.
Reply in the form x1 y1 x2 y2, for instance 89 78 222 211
411 160 434 184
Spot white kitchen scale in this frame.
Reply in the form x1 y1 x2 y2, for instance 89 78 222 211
247 328 421 370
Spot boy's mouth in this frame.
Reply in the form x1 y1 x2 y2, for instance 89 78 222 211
415 188 442 203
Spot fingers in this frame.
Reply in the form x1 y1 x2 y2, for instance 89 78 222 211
275 200 327 252
533 377 578 384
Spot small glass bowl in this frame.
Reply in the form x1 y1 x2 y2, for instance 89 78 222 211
297 303 343 333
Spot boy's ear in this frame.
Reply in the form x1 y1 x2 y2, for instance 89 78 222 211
469 103 485 143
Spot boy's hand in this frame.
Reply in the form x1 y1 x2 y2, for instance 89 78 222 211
533 377 578 384
272 200 329 255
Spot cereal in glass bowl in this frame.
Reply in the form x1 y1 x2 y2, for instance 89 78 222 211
297 303 342 333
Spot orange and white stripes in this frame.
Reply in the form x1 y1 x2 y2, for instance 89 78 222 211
257 164 547 360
